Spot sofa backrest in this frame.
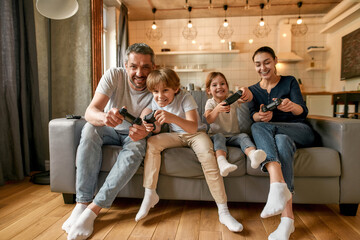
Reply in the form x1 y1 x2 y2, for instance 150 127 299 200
189 90 253 136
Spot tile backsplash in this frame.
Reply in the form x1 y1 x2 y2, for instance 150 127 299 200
129 15 327 92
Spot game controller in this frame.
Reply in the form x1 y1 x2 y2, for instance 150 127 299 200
119 108 142 125
224 90 243 106
143 110 157 130
261 98 283 112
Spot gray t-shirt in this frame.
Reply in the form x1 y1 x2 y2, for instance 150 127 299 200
96 67 153 133
205 97 240 137
151 90 207 133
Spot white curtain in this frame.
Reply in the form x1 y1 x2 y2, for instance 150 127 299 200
116 3 129 68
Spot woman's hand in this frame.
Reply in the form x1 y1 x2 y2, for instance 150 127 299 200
239 87 253 102
277 98 304 115
259 104 273 122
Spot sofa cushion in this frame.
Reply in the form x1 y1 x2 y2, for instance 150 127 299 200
246 147 341 177
100 145 246 178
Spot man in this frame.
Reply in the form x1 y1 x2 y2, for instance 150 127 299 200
63 43 155 240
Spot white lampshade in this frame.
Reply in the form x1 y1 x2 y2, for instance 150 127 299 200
36 0 79 20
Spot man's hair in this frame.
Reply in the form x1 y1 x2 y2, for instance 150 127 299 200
124 43 155 65
205 72 229 90
146 68 180 92
252 46 277 61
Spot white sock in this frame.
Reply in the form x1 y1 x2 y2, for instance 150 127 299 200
67 208 97 240
248 149 267 169
135 188 159 222
261 182 292 218
62 204 87 233
217 203 243 232
217 156 238 177
268 217 295 240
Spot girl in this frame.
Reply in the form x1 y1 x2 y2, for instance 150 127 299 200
248 46 315 240
136 68 243 232
204 72 266 176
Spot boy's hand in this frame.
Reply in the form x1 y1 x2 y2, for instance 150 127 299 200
259 104 273 122
216 101 231 113
154 110 176 125
143 120 155 132
129 123 148 141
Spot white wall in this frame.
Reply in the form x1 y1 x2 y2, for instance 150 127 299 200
129 15 328 92
325 10 360 92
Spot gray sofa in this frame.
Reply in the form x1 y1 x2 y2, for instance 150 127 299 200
49 91 360 215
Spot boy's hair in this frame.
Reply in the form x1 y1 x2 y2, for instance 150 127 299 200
124 43 155 65
252 46 276 61
147 68 181 92
205 72 229 90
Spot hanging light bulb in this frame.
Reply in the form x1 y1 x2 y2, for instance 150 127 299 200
291 1 308 36
218 5 234 40
146 8 162 41
253 3 271 38
182 6 197 40
188 20 193 28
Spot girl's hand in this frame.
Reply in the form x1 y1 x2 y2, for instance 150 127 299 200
239 87 253 102
216 101 231 113
154 110 176 125
259 104 273 122
277 98 295 112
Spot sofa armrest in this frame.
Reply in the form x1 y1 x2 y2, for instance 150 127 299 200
307 115 360 203
49 118 86 194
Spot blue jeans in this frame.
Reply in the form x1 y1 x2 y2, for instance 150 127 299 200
75 122 146 208
251 122 315 193
210 133 255 154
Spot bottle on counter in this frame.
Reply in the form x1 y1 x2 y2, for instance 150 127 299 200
310 57 315 68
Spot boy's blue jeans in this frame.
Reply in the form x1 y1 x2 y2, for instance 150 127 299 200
251 122 315 193
75 122 146 208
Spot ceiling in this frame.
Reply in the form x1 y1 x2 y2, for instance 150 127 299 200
103 0 342 21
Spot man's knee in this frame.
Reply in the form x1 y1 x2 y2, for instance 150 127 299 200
275 134 296 153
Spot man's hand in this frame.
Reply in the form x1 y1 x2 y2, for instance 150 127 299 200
129 123 148 141
104 107 124 127
259 104 273 122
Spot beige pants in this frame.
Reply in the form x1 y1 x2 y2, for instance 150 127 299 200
143 131 227 204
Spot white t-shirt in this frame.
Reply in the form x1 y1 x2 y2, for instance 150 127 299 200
205 97 240 137
96 67 153 133
151 90 207 133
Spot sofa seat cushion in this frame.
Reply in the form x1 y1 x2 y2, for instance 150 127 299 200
100 145 246 178
246 147 340 177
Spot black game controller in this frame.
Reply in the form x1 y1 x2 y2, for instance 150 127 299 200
143 110 157 130
261 98 283 112
224 90 243 106
119 108 142 125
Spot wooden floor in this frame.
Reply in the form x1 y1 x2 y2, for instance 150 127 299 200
1 178 360 240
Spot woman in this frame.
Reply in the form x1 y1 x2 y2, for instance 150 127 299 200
248 46 315 240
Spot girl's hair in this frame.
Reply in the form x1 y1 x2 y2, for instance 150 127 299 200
252 46 277 61
146 68 180 92
205 72 229 90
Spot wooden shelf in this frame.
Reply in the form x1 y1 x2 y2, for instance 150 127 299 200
174 68 204 73
156 49 240 55
307 48 328 53
306 67 327 72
